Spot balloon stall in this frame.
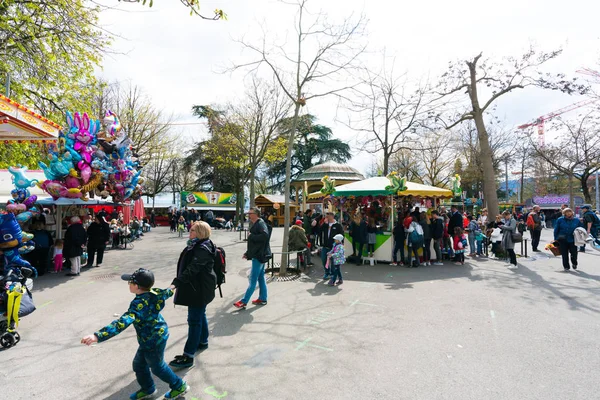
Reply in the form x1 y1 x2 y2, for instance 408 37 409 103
1 166 40 276
37 111 144 204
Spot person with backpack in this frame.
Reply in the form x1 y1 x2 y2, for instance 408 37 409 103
234 207 271 309
406 217 424 268
430 210 444 265
580 204 600 252
526 205 543 252
168 221 217 369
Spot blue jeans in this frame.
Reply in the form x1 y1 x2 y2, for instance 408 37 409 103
241 258 268 304
183 305 209 357
320 247 331 274
328 264 342 284
468 233 476 254
132 340 182 393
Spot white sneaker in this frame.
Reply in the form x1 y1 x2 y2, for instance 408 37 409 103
390 262 397 266
434 262 443 266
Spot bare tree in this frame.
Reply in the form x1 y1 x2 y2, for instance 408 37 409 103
435 48 586 216
227 77 291 207
530 112 600 206
343 57 437 175
420 131 453 188
145 140 178 210
232 0 367 273
387 149 423 183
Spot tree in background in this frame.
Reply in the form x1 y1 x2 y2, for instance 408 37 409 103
0 0 110 120
530 112 600 206
232 0 366 273
266 114 351 190
435 48 587 217
124 0 226 19
344 56 437 175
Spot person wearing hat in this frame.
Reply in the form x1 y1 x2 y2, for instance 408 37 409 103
579 204 600 252
81 268 189 400
326 234 346 286
289 219 309 267
554 208 583 271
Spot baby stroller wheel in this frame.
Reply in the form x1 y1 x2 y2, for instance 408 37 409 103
0 333 15 348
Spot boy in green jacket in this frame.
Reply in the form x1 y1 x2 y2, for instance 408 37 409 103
81 268 189 400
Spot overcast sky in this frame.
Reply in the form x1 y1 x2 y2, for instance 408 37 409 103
97 0 600 174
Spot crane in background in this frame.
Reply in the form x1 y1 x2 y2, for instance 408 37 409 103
517 99 597 147
517 98 597 196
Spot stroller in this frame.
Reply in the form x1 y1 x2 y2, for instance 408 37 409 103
0 267 35 349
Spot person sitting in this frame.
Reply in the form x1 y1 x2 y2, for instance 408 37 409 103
289 220 309 267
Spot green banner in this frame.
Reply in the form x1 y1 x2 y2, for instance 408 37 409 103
181 191 236 207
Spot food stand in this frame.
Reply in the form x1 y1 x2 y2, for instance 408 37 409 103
308 175 453 262
254 194 299 227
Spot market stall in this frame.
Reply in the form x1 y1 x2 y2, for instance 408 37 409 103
308 175 453 262
255 194 299 227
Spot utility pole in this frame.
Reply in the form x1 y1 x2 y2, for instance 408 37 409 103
505 160 509 203
596 171 600 210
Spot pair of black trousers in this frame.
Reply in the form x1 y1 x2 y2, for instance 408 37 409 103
558 240 578 270
506 248 517 266
530 229 541 251
87 245 105 266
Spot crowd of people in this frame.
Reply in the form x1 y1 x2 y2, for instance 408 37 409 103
18 208 152 278
283 202 600 274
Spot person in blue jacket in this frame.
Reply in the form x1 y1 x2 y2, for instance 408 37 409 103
553 208 582 271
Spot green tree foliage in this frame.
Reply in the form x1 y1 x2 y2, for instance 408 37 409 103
0 0 110 121
266 114 352 190
128 0 226 19
0 142 48 169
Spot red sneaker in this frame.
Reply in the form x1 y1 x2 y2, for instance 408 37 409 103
233 301 247 309
251 299 267 305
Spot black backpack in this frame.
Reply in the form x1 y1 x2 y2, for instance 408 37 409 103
213 246 227 298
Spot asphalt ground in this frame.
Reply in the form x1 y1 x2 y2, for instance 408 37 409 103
2 226 600 400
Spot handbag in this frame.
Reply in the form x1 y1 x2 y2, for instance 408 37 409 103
511 232 523 243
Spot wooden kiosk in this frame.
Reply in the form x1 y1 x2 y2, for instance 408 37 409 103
254 194 299 227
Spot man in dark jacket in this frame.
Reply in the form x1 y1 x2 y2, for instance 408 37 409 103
430 210 444 265
580 204 600 251
528 205 543 252
390 214 406 266
168 221 216 369
234 207 271 308
303 209 314 266
86 215 110 268
64 216 87 276
319 212 344 279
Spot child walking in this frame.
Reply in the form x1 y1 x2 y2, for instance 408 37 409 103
177 216 186 238
81 268 189 400
51 239 63 273
453 227 466 265
327 234 346 286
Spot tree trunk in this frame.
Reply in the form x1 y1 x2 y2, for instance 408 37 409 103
568 171 574 209
280 101 302 275
249 168 256 208
382 150 389 176
581 173 592 204
473 112 499 217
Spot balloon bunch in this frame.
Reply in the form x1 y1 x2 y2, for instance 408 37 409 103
2 167 39 276
37 110 144 203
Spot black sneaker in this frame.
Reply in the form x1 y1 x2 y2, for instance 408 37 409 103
168 355 194 369
573 264 578 270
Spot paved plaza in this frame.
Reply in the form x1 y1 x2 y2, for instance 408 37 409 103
3 226 600 400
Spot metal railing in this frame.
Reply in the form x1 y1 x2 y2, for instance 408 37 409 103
267 250 307 276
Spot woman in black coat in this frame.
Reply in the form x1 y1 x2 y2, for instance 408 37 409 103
168 221 216 369
85 215 110 268
64 216 87 276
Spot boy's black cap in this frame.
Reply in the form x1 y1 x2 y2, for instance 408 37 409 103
121 268 154 289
